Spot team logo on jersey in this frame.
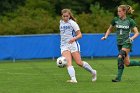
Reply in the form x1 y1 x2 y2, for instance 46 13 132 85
116 25 129 29
60 26 71 34
60 26 70 30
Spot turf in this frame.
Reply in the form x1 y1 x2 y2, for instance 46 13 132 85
0 58 140 93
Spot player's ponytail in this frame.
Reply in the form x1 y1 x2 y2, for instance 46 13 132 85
61 9 76 21
118 5 134 14
126 5 134 14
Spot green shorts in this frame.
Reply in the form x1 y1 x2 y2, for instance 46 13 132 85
117 42 132 52
117 38 132 52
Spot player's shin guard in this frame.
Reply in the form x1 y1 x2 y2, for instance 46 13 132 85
116 58 124 81
83 61 96 74
115 50 126 81
128 60 140 66
67 66 77 81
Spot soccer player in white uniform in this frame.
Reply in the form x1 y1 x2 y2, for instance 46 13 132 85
60 9 97 83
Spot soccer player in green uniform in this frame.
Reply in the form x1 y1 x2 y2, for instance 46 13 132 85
101 5 140 82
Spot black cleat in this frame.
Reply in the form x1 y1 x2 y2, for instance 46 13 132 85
112 79 121 82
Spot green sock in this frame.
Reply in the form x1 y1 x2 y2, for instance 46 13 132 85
129 60 140 66
116 58 124 81
116 69 124 81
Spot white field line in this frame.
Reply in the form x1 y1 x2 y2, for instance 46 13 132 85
53 73 116 77
0 72 40 76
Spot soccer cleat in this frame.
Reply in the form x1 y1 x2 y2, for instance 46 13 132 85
92 70 97 82
66 80 77 83
112 78 121 82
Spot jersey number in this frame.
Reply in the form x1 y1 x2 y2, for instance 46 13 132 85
120 29 122 35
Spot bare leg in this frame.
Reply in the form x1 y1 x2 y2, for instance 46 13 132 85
62 51 77 83
72 51 97 81
123 48 140 66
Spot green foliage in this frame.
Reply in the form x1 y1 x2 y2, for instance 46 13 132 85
51 0 93 14
78 3 113 33
0 0 59 35
0 0 26 15
0 0 140 35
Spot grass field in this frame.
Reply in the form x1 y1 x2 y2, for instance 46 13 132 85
0 58 140 93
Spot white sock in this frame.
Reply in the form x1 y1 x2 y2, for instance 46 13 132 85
83 61 96 74
67 66 77 81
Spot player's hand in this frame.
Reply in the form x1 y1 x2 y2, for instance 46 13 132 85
101 37 106 40
69 37 76 44
129 38 133 42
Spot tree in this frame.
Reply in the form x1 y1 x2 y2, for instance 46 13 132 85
0 0 26 15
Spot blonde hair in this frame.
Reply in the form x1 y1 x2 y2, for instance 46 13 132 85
61 9 76 21
118 5 134 14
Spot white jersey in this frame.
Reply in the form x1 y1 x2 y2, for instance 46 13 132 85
59 19 80 46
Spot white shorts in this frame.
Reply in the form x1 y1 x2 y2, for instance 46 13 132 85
61 42 80 54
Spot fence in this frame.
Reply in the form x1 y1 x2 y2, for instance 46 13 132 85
0 34 139 60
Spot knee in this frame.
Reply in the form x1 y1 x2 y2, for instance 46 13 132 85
118 55 122 58
118 50 127 59
124 61 130 67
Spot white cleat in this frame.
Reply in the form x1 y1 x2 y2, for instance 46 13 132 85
92 70 97 82
67 80 77 83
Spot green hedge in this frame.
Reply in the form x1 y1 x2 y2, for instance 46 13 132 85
0 1 139 35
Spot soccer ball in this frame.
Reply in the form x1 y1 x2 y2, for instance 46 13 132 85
56 56 67 68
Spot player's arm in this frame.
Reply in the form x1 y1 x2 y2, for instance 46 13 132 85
101 25 114 40
130 27 139 41
69 30 82 44
75 30 82 40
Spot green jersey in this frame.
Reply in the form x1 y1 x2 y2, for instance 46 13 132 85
111 17 136 45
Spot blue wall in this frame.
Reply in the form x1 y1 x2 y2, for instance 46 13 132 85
0 34 139 60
